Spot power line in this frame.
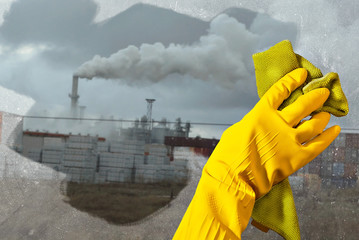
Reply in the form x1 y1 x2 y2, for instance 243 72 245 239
22 115 233 126
21 115 359 130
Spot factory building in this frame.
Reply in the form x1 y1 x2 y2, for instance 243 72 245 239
0 110 358 189
17 74 192 184
22 130 359 190
22 129 189 184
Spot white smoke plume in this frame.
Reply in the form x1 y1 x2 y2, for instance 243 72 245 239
75 14 260 88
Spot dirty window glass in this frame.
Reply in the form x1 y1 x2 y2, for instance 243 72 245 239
0 1 358 239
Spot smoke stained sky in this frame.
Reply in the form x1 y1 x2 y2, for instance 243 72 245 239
75 14 256 87
0 0 357 138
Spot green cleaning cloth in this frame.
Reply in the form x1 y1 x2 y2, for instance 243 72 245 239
251 40 349 239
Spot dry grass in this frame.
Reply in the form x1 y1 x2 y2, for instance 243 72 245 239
62 181 187 225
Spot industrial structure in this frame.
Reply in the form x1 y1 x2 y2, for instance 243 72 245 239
22 132 188 184
0 110 358 190
21 118 193 184
9 74 196 184
0 74 357 188
146 99 156 131
69 75 80 117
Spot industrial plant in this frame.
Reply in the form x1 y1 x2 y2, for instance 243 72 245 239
0 75 218 185
0 75 357 191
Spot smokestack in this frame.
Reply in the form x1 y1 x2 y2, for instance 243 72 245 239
69 75 79 117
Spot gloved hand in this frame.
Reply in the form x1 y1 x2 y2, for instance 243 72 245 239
173 68 340 240
205 68 341 198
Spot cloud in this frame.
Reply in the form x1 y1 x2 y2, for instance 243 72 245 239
75 14 257 89
0 1 298 138
0 0 97 46
0 2 209 67
72 10 296 132
75 12 296 89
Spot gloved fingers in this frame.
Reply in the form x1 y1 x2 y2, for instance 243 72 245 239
295 112 331 144
295 119 307 128
264 68 307 109
296 125 341 169
280 88 330 126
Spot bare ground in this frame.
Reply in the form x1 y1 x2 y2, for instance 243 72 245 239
63 181 187 225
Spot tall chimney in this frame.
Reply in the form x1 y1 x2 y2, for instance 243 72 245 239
69 75 79 117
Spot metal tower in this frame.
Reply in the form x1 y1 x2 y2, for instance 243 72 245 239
146 99 156 130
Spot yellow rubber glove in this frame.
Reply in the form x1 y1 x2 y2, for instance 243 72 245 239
173 68 340 239
251 40 349 239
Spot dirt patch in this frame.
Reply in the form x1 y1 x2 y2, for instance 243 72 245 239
62 181 187 225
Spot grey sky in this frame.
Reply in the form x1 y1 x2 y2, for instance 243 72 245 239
0 0 357 138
